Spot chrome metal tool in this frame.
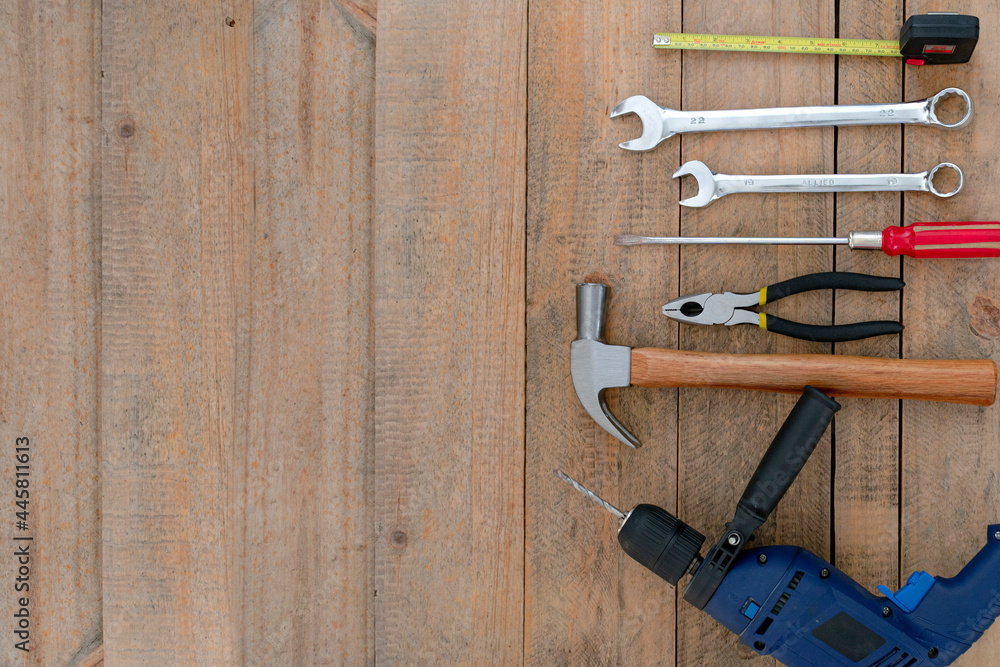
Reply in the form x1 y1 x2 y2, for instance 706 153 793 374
662 272 904 342
554 470 627 522
672 160 963 207
611 88 971 151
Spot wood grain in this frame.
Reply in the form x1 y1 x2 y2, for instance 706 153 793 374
9 0 1000 661
100 1 254 662
832 0 903 595
676 2 836 664
525 0 682 663
69 640 103 667
902 1 1000 664
246 0 375 663
372 0 526 662
631 348 995 405
101 0 377 663
0 2 103 664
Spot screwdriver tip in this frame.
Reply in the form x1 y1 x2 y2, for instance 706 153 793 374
614 234 645 246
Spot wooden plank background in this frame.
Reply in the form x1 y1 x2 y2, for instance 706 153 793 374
1 0 998 665
374 0 525 662
0 2 102 665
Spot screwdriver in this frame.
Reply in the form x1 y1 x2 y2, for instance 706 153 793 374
554 470 706 585
614 221 1000 259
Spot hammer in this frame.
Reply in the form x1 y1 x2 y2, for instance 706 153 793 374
572 283 997 447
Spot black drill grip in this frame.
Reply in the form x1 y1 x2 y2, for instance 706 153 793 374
740 386 840 524
684 387 841 610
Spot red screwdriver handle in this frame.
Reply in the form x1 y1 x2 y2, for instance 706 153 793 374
882 222 1000 258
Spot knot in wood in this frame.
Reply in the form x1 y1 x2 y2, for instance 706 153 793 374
117 119 136 140
390 530 408 549
970 294 1000 339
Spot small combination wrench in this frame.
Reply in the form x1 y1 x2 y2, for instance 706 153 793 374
611 88 972 151
673 160 963 207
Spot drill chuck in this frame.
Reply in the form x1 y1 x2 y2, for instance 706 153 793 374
618 504 706 586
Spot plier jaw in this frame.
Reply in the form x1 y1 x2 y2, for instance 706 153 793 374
662 291 761 326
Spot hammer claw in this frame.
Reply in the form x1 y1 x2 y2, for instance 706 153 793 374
572 284 641 447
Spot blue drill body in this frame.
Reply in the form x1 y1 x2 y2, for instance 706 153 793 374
703 526 1000 666
561 388 1000 666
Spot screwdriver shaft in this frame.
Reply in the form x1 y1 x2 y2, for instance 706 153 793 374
554 470 626 522
615 234 850 246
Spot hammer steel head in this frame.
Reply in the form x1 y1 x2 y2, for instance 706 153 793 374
610 95 674 151
673 160 720 208
571 339 637 448
572 284 641 448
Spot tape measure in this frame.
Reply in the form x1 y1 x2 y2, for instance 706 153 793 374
653 13 979 66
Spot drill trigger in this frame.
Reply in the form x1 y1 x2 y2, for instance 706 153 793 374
877 571 937 613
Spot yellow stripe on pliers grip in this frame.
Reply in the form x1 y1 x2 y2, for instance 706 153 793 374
759 313 768 330
759 287 767 306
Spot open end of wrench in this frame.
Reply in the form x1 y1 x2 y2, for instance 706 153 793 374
611 96 672 151
927 88 973 129
927 163 964 198
673 161 719 208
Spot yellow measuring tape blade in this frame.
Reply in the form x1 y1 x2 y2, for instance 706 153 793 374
653 33 903 57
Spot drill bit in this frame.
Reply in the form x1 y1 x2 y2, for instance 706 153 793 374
554 469 626 522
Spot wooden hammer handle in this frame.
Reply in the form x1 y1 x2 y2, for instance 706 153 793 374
630 348 997 406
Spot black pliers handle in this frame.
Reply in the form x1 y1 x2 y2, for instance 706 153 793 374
662 272 904 342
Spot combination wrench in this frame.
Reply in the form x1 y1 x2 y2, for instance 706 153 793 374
611 88 972 151
673 160 963 207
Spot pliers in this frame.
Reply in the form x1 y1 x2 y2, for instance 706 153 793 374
662 272 904 342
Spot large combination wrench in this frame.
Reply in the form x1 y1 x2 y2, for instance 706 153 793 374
673 160 963 207
611 88 972 151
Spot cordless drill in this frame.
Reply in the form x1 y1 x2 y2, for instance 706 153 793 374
558 387 1000 666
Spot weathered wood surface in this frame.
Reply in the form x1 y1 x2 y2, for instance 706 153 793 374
247 0 375 662
526 0 681 663
3 0 1000 664
902 1 1000 664
0 2 102 664
372 0 526 663
101 1 253 661
101 0 375 663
